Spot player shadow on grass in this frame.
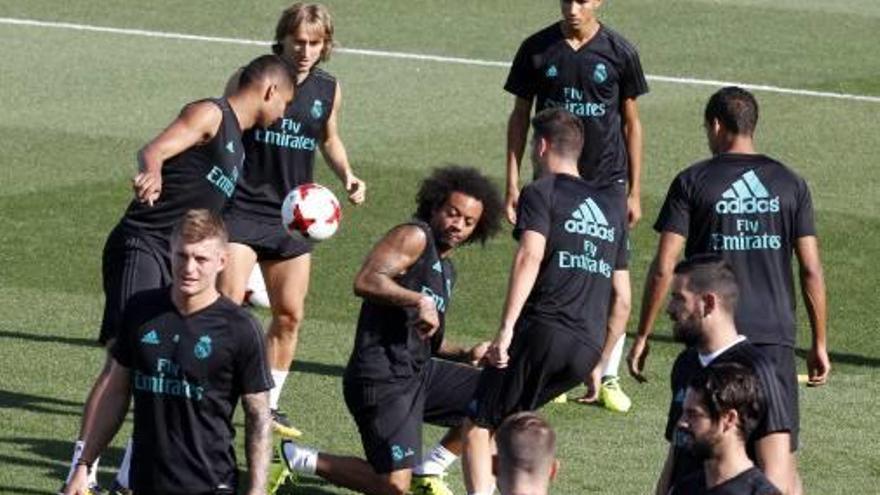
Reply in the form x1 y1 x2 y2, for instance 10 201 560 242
631 331 880 369
275 475 346 495
0 329 97 348
0 436 125 490
0 389 84 417
294 359 345 378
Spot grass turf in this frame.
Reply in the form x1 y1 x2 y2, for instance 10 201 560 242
0 1 879 493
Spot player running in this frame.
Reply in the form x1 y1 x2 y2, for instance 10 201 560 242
218 2 367 438
64 210 275 495
61 55 294 494
462 108 630 495
277 166 503 495
503 0 650 411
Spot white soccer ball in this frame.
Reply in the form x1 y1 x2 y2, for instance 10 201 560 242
281 183 341 241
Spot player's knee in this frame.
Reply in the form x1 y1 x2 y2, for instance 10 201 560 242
382 477 410 495
272 309 304 334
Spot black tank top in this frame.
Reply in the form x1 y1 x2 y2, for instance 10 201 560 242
345 220 456 384
122 98 244 238
228 68 337 221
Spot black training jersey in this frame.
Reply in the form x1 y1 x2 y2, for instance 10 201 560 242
514 174 628 351
670 467 782 495
112 289 272 495
665 341 794 487
505 23 648 186
654 154 816 346
229 68 336 221
345 221 455 386
122 98 244 238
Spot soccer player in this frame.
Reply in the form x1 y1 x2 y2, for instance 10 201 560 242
64 210 274 495
503 0 649 411
61 55 294 493
670 363 782 495
494 412 559 495
657 255 795 495
462 108 630 495
629 86 829 490
278 166 503 495
218 2 367 438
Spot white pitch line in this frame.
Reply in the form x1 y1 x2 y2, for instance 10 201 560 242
2 16 879 104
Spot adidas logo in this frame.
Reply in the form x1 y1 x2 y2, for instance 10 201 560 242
141 329 160 345
564 198 615 241
546 65 558 78
715 170 780 214
432 261 443 273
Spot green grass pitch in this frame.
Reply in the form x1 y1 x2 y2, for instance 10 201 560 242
1 1 879 493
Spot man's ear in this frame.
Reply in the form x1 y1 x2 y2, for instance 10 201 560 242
701 292 717 318
549 458 560 482
263 79 278 103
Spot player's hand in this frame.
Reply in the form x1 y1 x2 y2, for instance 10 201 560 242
345 174 366 205
62 466 91 495
806 344 831 386
468 340 492 366
486 330 513 368
505 190 519 225
576 364 604 404
411 295 439 340
133 170 162 206
627 334 650 383
627 194 642 229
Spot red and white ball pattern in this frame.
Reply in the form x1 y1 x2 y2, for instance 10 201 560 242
281 183 342 241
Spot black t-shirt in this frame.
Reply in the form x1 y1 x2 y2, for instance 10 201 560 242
514 174 628 351
505 23 648 186
345 220 455 386
122 98 245 239
665 340 794 487
654 154 816 346
112 289 273 495
670 467 782 495
228 68 337 221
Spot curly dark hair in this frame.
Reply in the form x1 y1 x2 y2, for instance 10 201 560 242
414 165 503 245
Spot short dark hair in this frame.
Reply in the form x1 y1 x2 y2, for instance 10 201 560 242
171 209 228 245
272 2 335 61
704 86 759 136
674 254 739 313
496 412 556 477
239 54 296 93
688 362 765 441
414 165 503 245
531 108 584 161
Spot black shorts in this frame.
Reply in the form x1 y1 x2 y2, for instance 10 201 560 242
99 224 171 345
343 359 480 474
223 208 312 261
469 321 601 429
754 344 799 450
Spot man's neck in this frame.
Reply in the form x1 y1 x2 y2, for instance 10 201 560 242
172 289 220 316
704 445 755 489
544 157 580 178
562 20 600 46
719 135 757 155
697 321 740 355
227 93 255 131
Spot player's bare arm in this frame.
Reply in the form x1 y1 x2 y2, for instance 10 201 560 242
795 235 830 386
353 224 438 336
320 82 366 205
622 97 644 228
579 269 630 403
505 96 534 224
755 432 795 495
135 101 224 206
488 229 547 368
437 338 491 366
63 360 131 495
242 391 272 495
629 232 685 381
